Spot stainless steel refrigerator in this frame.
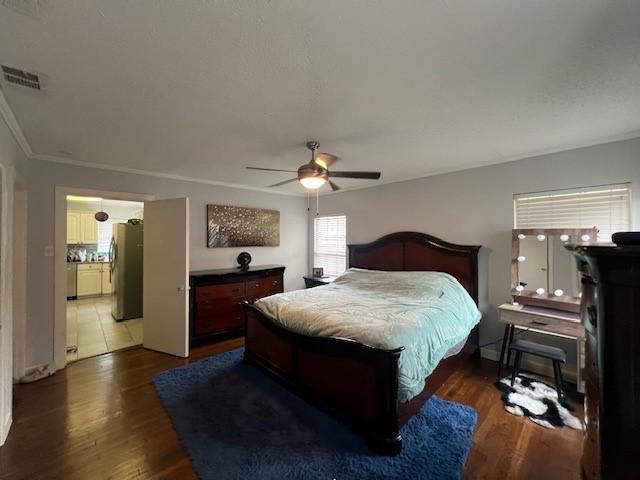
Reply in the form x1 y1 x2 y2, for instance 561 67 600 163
110 222 143 321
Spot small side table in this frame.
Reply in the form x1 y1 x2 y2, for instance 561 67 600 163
303 275 336 288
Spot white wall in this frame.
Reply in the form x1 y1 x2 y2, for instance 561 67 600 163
0 112 28 445
313 137 640 371
26 158 308 369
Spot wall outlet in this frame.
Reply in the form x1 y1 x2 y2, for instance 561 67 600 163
44 246 54 257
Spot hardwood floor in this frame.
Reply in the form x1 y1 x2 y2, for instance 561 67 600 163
0 340 582 479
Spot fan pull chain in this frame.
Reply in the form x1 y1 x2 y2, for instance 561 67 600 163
316 190 319 216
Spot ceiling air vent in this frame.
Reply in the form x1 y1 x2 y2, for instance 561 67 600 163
2 65 41 90
1 0 41 18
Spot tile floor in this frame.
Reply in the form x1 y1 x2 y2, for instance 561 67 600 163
66 296 143 362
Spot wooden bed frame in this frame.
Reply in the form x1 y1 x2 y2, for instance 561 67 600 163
243 231 481 454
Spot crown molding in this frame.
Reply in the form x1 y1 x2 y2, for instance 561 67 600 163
3 79 639 198
30 154 303 197
0 87 32 157
321 129 640 196
0 87 302 196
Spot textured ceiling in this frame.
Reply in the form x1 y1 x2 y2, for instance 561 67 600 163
1 1 640 194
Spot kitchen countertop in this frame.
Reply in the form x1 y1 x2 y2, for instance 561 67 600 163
67 260 110 264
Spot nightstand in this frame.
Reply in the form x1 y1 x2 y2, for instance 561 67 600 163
303 276 336 288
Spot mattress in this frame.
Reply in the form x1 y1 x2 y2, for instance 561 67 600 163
254 268 481 402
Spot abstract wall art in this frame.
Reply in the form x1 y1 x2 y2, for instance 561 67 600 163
207 204 280 248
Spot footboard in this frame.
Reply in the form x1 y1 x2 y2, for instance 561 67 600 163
243 301 405 454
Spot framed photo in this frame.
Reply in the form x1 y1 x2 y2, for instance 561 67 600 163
312 267 324 278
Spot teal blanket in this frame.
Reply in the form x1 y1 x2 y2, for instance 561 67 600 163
255 269 481 402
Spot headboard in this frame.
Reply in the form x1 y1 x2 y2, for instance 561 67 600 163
348 231 481 304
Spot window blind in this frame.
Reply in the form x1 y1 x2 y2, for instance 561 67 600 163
514 184 631 242
314 215 347 276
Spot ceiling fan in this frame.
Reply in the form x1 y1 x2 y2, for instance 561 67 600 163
246 141 381 191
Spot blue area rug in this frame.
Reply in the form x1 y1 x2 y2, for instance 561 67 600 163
153 349 477 480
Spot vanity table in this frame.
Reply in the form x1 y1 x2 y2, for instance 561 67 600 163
499 227 597 392
497 303 585 392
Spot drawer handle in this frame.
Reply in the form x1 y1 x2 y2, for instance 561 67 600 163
587 306 597 328
272 281 279 286
531 320 548 326
254 283 260 287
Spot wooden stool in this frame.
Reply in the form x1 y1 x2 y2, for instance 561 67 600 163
509 339 567 401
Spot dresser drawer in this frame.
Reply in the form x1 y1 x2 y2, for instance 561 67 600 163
580 277 598 334
245 275 283 299
196 296 244 315
499 306 584 338
195 301 244 335
196 282 245 302
585 331 598 374
195 311 244 335
584 375 599 435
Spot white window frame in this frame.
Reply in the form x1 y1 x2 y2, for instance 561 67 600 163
514 183 632 242
313 215 347 277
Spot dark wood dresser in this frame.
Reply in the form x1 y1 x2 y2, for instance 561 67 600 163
189 265 285 345
566 243 640 480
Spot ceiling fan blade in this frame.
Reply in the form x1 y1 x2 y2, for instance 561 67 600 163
328 171 381 179
246 166 298 173
329 180 341 191
314 153 340 169
268 178 299 188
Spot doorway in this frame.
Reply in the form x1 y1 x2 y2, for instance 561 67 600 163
65 195 144 362
54 188 191 371
54 188 151 369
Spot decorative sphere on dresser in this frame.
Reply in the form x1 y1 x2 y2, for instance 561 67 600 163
237 251 252 270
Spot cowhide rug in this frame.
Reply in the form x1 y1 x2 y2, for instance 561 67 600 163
495 375 582 430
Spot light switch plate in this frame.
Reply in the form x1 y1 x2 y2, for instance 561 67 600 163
44 245 54 257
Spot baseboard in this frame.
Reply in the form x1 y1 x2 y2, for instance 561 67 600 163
20 362 56 383
0 412 11 446
480 347 578 385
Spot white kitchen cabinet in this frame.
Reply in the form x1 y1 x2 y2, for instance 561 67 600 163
77 266 102 296
80 213 98 243
67 211 98 244
67 213 80 243
76 263 111 296
101 264 112 294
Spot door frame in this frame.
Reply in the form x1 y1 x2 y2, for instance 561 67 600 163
11 179 27 381
53 187 153 371
0 164 8 445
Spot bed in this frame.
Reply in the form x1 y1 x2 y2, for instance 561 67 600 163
243 231 481 454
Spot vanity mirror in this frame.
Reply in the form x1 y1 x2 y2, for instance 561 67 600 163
511 227 597 313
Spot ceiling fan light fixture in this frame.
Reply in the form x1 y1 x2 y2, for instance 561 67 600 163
246 139 381 190
299 176 327 189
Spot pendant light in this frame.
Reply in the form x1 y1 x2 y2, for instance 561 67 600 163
95 198 109 222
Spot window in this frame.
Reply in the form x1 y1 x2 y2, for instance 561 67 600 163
97 218 123 253
314 215 347 276
514 183 631 242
